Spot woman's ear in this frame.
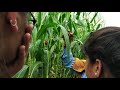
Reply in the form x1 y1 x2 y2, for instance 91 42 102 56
93 59 102 78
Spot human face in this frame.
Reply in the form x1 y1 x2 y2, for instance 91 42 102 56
0 12 28 62
0 12 30 77
85 56 100 78
85 58 95 78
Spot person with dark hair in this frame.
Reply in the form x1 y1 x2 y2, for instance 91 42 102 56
0 12 35 78
62 27 120 78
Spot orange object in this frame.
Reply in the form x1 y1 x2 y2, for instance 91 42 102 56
72 58 86 72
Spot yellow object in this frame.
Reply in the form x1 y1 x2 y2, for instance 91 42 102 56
72 58 86 72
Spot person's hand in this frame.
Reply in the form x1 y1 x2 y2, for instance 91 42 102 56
10 24 33 77
68 31 73 43
1 24 33 78
62 31 73 47
61 30 74 68
61 48 74 68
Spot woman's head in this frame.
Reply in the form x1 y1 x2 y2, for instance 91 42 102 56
83 27 120 78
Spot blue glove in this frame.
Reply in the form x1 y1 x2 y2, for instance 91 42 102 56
81 71 87 78
61 48 88 78
61 48 74 68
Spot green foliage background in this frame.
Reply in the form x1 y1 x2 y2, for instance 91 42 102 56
13 12 104 78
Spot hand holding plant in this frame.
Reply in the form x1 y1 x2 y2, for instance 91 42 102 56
62 30 73 47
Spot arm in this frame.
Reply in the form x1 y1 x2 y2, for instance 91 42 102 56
62 31 87 78
61 47 87 78
61 48 74 68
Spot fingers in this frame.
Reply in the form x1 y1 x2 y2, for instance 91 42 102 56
24 24 33 55
23 33 31 55
7 45 26 77
68 31 73 42
63 31 73 47
6 24 33 77
25 24 33 34
18 45 26 61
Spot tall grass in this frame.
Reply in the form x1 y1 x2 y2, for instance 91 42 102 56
13 12 104 78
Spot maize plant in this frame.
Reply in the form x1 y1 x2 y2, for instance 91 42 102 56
13 12 104 78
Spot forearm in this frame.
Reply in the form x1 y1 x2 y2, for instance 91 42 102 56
61 48 86 68
61 48 74 68
61 47 87 78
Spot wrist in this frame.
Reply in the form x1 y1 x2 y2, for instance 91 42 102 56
61 49 74 68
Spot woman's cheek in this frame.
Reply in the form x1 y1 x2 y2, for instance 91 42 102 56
85 60 94 78
85 60 89 77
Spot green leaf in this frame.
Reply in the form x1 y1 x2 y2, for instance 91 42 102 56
76 12 81 20
86 19 90 32
50 44 56 54
12 65 28 78
96 24 101 30
71 41 77 48
29 62 43 78
90 12 98 23
59 25 70 62
37 12 41 26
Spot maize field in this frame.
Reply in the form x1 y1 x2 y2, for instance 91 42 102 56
13 12 104 78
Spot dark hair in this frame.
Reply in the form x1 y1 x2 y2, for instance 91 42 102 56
82 27 120 78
